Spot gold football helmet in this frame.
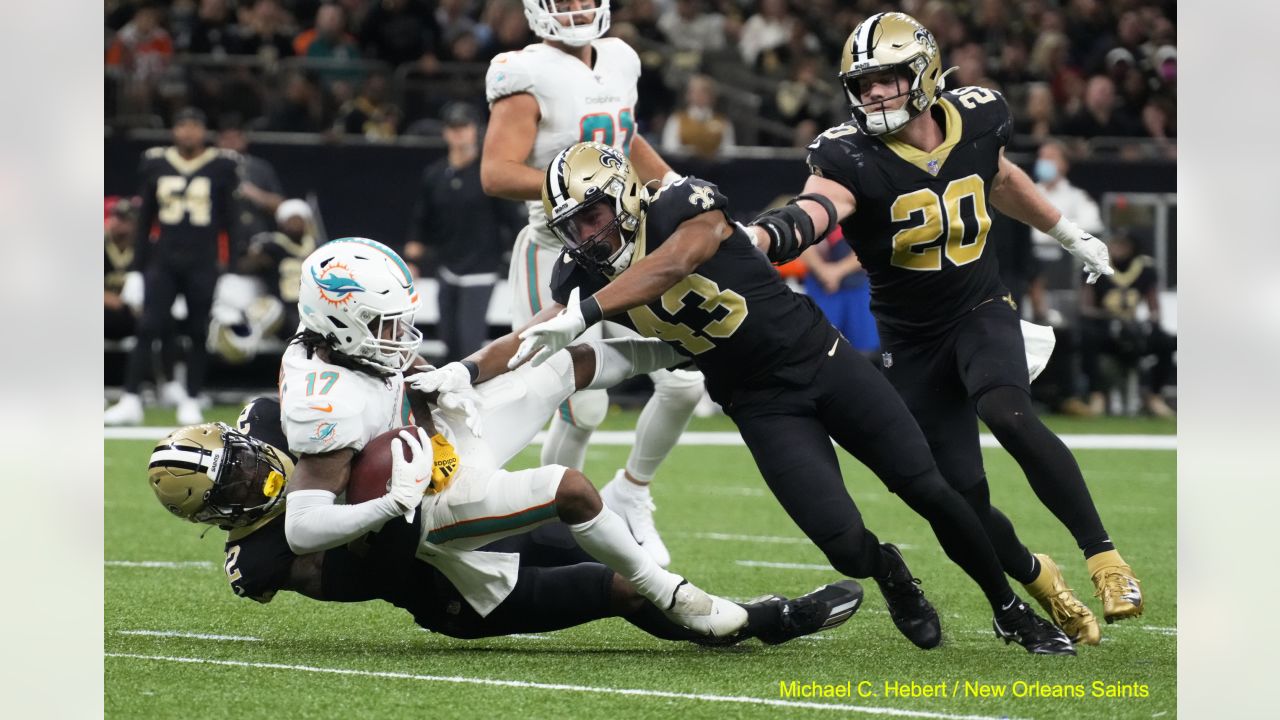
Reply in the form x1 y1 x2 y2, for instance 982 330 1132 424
149 423 292 528
542 141 646 278
839 12 950 135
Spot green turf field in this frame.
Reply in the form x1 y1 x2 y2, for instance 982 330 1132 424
106 408 1175 719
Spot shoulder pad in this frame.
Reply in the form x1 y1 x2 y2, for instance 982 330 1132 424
144 146 167 159
280 350 369 454
805 123 866 190
486 50 535 104
595 37 641 77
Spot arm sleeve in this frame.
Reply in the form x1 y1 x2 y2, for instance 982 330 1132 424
283 489 405 554
584 337 685 390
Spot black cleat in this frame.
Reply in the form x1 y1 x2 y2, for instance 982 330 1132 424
993 600 1077 655
874 543 942 649
757 580 863 645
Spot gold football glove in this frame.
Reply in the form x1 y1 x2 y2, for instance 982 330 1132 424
428 433 460 494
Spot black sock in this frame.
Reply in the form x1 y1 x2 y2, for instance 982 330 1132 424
961 482 1040 585
1082 539 1116 558
977 386 1112 555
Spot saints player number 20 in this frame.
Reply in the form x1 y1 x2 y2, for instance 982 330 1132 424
890 174 992 271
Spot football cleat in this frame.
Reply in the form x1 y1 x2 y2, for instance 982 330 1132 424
993 600 1076 655
600 471 670 567
758 580 864 645
177 397 204 425
874 543 942 649
663 580 748 638
1023 553 1100 645
104 393 144 426
1088 551 1144 623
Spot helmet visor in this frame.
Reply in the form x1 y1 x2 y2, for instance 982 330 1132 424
194 427 287 527
549 191 626 277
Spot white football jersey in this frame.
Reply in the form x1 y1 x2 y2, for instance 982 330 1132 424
279 342 408 456
486 38 642 249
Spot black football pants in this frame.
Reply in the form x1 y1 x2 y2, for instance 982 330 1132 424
725 335 1014 609
124 262 217 397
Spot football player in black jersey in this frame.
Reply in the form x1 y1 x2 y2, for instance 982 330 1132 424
106 107 243 428
418 141 1074 654
745 12 1143 642
147 390 861 645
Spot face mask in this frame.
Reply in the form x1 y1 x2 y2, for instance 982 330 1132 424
1034 158 1059 183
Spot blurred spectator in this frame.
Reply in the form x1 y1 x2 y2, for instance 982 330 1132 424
217 115 285 250
658 0 726 53
105 2 174 81
767 57 832 148
1060 75 1142 138
738 0 793 69
359 0 442 72
1078 231 1176 417
661 74 735 158
436 0 487 60
105 197 141 341
294 2 360 60
231 0 296 61
1015 82 1058 145
336 73 402 139
619 0 665 43
801 228 879 356
182 0 239 55
483 0 534 58
1027 140 1103 325
265 71 328 132
404 103 525 361
235 199 319 342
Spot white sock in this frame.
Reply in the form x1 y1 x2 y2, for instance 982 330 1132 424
626 372 700 481
569 508 681 606
540 416 593 470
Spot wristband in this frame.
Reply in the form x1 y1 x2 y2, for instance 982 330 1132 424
460 360 480 383
661 170 682 186
1045 216 1085 248
579 295 605 326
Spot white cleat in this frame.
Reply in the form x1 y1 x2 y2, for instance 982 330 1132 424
663 580 748 638
104 393 144 426
600 471 671 567
176 397 204 425
159 380 190 408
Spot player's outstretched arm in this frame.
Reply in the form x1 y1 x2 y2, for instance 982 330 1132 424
990 150 1113 282
593 210 731 315
479 94 544 201
284 448 409 554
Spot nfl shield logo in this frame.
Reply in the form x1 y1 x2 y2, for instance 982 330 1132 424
882 352 894 369
926 158 940 175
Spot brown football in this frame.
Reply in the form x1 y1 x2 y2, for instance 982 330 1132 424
345 425 421 505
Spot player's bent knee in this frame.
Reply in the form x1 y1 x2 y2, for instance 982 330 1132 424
650 369 705 408
555 468 603 523
560 388 608 431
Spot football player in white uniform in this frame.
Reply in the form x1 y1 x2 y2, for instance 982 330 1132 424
277 237 745 636
466 0 702 567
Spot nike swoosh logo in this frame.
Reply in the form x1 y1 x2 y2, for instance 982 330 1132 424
309 404 334 413
828 339 840 357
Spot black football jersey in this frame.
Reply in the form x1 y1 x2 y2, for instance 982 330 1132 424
1089 254 1157 320
135 146 241 269
550 178 838 404
807 87 1014 341
247 231 315 303
104 236 133 294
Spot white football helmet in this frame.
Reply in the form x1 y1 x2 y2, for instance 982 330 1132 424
522 0 610 47
297 237 422 372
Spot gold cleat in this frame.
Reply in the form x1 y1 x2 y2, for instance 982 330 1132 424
1023 553 1101 645
1087 550 1144 623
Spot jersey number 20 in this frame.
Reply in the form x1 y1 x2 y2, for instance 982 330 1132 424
890 174 992 271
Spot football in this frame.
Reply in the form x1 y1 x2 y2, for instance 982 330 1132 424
345 425 422 505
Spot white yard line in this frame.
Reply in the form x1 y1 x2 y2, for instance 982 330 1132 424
105 561 214 569
107 427 1175 451
105 653 1023 720
116 630 261 642
736 560 833 571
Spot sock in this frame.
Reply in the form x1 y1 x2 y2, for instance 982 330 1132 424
569 508 681 607
1086 549 1128 577
540 415 594 470
1082 539 1116 559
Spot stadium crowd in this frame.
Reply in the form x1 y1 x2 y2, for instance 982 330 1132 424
106 0 1176 152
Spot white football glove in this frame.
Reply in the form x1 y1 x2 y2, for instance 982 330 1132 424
1048 217 1113 285
436 388 483 438
387 428 433 523
121 271 145 312
509 287 588 369
408 361 473 395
